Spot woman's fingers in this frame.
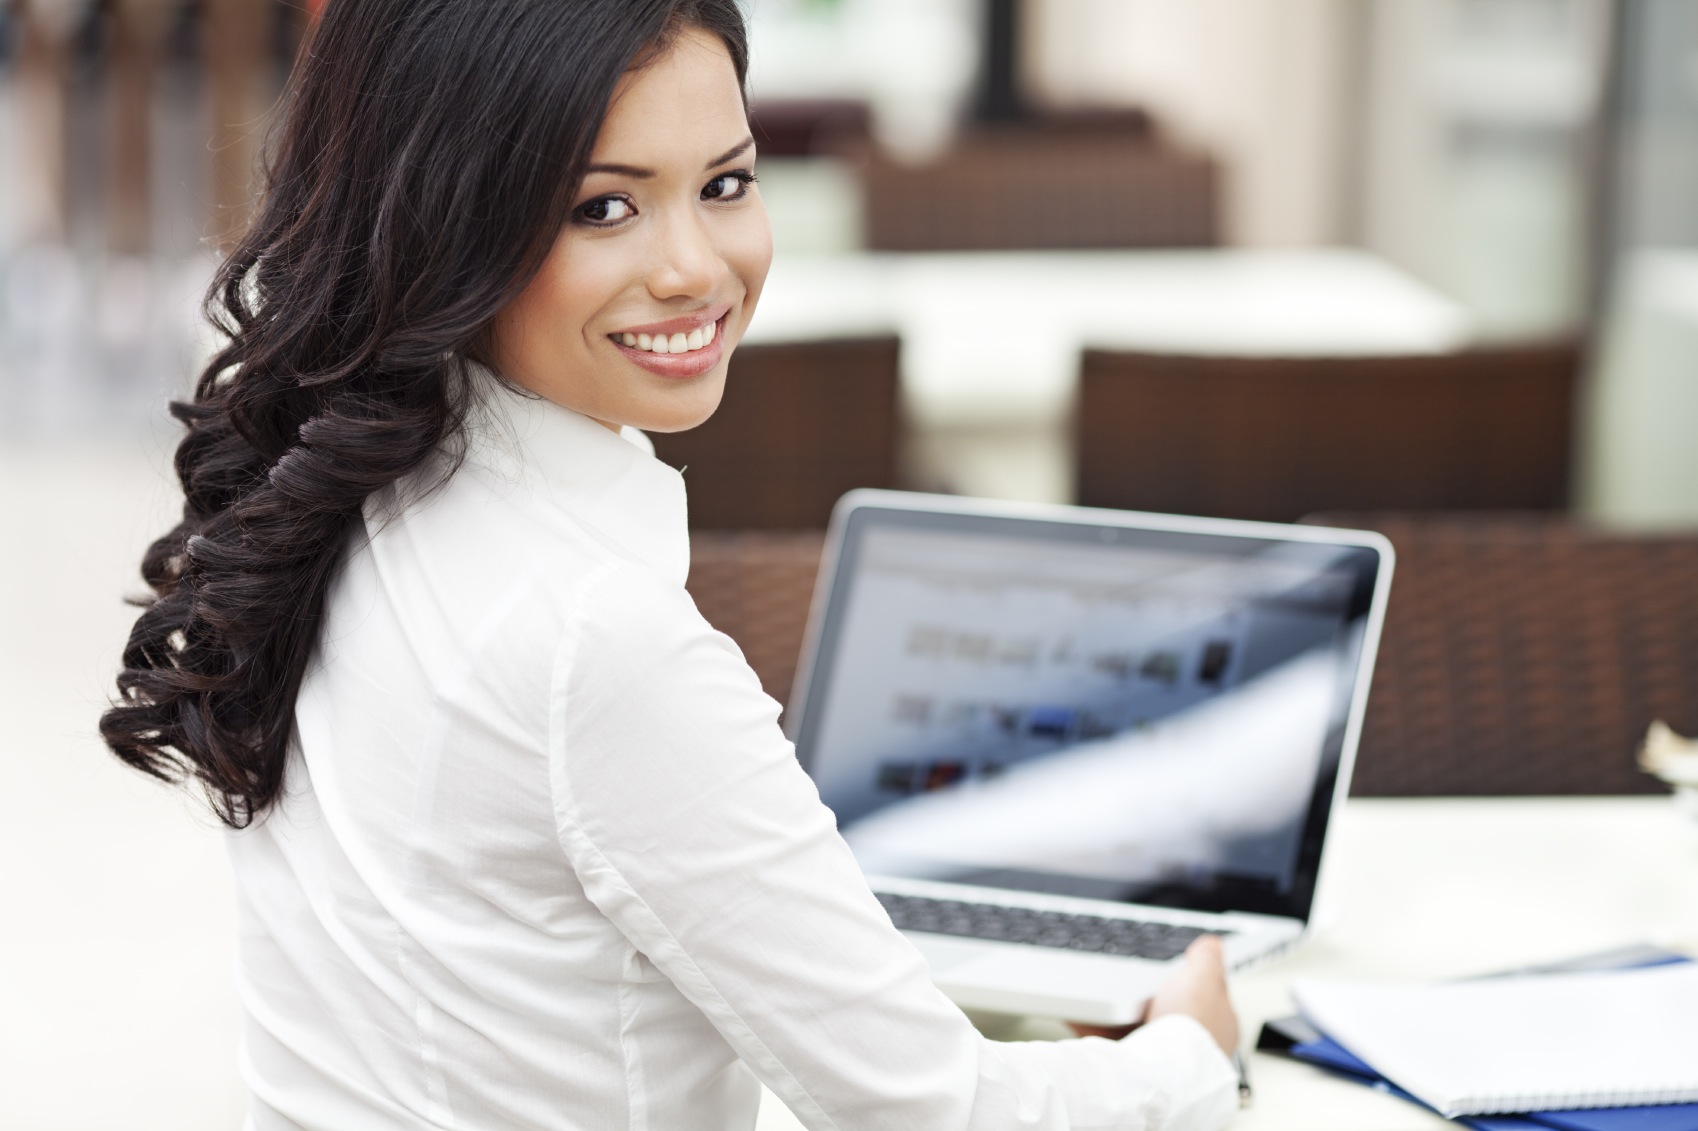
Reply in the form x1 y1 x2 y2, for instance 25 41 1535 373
1142 934 1241 1054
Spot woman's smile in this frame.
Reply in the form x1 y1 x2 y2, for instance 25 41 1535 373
609 308 729 377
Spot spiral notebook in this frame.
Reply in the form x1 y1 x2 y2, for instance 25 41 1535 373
1280 1029 1698 1131
1292 962 1698 1118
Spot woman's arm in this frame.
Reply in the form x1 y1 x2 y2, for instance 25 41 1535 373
548 566 1239 1130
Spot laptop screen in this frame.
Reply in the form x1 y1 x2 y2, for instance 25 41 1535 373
789 497 1389 923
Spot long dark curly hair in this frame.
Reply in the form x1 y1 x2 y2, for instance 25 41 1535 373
101 0 750 827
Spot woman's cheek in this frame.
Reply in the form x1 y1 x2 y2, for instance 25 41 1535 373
728 206 773 329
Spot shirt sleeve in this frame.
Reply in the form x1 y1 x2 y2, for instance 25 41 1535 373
547 564 1239 1131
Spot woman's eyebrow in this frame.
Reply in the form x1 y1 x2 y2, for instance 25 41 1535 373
583 137 755 180
584 162 655 178
706 136 755 168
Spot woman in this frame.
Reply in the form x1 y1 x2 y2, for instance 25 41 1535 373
102 1 1241 1127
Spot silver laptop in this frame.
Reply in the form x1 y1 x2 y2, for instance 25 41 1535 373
786 490 1393 1025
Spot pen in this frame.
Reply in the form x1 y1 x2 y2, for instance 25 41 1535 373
1233 1051 1253 1107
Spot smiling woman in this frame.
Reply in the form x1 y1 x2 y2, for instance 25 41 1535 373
490 27 771 432
97 2 1238 1129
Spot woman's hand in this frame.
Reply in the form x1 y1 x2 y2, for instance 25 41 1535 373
1143 935 1240 1054
1069 935 1241 1055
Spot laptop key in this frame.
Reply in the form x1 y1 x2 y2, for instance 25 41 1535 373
876 892 1225 961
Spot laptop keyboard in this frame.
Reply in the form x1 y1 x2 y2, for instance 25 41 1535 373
875 892 1223 960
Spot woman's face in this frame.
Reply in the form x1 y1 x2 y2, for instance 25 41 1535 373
488 27 770 433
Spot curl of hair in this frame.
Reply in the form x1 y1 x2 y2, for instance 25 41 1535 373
101 0 750 827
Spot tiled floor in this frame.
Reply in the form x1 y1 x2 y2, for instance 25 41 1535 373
0 431 247 1130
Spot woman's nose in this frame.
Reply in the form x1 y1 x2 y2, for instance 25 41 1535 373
646 210 724 300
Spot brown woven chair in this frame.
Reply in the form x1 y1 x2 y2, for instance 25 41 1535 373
1307 512 1698 796
684 515 1698 796
1075 343 1580 523
685 531 827 710
649 337 901 529
858 123 1218 251
749 99 873 157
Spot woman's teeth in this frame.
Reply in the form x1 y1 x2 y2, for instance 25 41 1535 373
621 321 716 355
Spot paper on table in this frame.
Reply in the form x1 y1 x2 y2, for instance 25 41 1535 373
1292 962 1698 1117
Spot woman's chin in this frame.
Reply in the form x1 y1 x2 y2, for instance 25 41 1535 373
625 380 727 435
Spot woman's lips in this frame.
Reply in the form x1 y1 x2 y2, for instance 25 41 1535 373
610 314 727 379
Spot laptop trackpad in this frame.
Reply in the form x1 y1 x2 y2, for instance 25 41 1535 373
910 934 1168 1025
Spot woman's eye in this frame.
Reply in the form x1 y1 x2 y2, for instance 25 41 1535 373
701 171 755 202
576 196 635 225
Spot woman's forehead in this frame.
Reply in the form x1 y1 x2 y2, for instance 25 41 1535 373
592 27 747 164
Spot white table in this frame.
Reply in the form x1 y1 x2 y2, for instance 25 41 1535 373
745 250 1471 502
757 797 1698 1131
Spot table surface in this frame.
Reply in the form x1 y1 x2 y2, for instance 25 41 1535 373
757 796 1698 1130
745 249 1472 427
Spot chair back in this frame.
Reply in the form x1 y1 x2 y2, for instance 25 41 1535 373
649 336 901 529
685 515 1698 797
860 125 1217 251
1308 512 1698 795
1076 344 1579 522
685 532 826 711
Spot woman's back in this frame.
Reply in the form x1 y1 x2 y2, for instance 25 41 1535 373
234 392 759 1127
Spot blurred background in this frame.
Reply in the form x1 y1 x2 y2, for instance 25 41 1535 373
1 1 1695 1127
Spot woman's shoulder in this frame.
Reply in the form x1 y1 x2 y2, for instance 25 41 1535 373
370 455 603 573
356 450 691 648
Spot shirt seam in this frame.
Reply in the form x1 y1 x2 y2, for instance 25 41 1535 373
393 542 568 1131
559 820 842 1131
547 565 843 1131
616 948 648 1131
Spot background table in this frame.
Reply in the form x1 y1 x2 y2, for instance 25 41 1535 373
757 797 1698 1130
745 250 1471 503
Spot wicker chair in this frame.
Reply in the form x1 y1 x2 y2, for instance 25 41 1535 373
649 336 901 530
1307 512 1698 796
1075 343 1580 522
685 531 827 711
749 99 873 157
683 514 1698 798
857 120 1218 252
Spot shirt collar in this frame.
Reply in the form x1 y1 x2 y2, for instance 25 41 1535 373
463 364 690 586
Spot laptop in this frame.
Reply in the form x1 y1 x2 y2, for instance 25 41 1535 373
785 490 1393 1025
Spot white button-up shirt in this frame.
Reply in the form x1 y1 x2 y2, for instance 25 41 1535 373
230 371 1239 1130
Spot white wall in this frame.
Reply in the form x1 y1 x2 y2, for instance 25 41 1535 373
1023 0 1358 248
1356 0 1610 340
746 0 981 158
1584 258 1698 527
1023 0 1612 342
